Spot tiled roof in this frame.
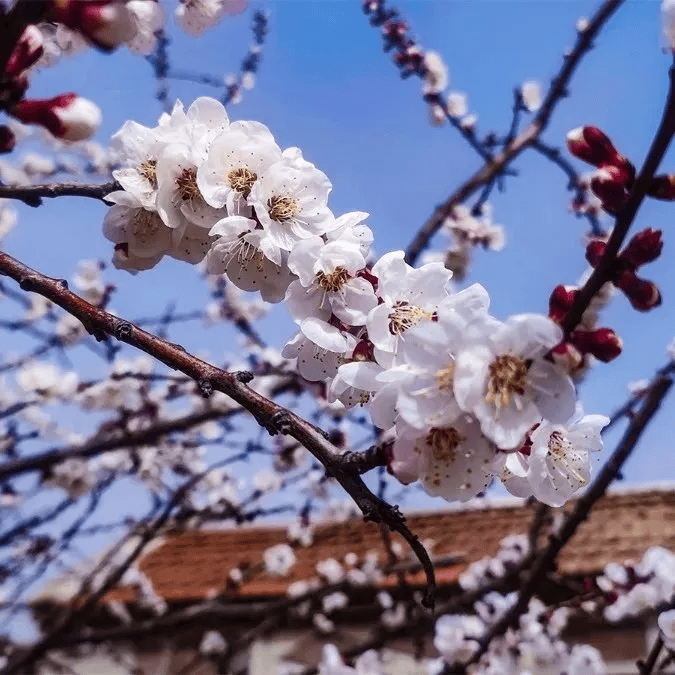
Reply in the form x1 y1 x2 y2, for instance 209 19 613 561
113 487 675 603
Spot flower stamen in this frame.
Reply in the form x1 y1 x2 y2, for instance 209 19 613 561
486 354 528 408
315 266 350 293
139 159 157 189
388 301 432 335
427 427 464 463
227 167 258 199
436 363 455 391
267 195 299 222
175 167 200 201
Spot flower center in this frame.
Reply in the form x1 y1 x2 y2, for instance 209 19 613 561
315 266 350 292
547 430 586 484
139 159 157 189
486 354 528 408
226 167 257 198
547 430 572 457
435 363 455 391
267 195 299 222
425 427 464 463
388 301 432 335
131 209 160 237
175 167 200 201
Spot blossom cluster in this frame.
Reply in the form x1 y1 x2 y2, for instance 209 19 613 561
431 596 606 675
597 546 675 623
105 96 609 507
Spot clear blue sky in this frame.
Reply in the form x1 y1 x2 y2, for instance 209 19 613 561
5 0 675 494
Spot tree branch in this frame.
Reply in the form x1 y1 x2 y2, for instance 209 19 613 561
0 181 118 207
0 249 437 607
404 0 623 265
562 56 675 334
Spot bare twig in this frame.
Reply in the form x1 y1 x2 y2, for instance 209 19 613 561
404 0 623 265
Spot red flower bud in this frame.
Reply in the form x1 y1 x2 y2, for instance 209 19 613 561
646 174 675 200
50 0 136 51
567 126 613 165
614 269 662 312
548 285 578 323
0 126 16 154
570 328 622 363
352 339 375 362
590 166 629 212
550 341 584 371
619 228 663 268
5 25 44 78
566 126 625 168
10 93 101 141
585 240 607 268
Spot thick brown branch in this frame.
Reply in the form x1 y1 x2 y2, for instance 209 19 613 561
0 181 119 207
0 249 436 606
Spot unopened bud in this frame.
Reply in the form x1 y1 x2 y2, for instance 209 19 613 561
646 174 675 200
5 25 44 78
591 166 629 212
549 285 578 323
0 126 16 154
585 239 607 268
619 228 663 268
567 126 634 183
567 126 617 166
352 339 375 362
11 93 102 141
51 0 137 51
615 269 662 312
570 328 622 363
550 341 584 371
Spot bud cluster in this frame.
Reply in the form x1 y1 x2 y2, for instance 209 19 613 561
586 228 663 312
567 126 635 213
361 0 477 131
548 284 622 372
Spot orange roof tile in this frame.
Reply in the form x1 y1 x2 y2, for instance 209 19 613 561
113 487 675 603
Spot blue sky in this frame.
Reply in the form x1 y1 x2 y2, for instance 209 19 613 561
4 0 675 493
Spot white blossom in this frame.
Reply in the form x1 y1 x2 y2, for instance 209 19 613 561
453 313 576 449
659 609 675 649
423 51 449 94
248 148 335 264
663 0 675 52
520 80 542 112
390 416 494 501
197 120 281 213
264 543 296 576
285 235 377 325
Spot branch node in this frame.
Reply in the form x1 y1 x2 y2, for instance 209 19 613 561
236 370 254 384
197 378 213 399
114 321 133 341
268 410 292 436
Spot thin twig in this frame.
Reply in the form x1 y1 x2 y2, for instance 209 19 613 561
404 0 623 265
